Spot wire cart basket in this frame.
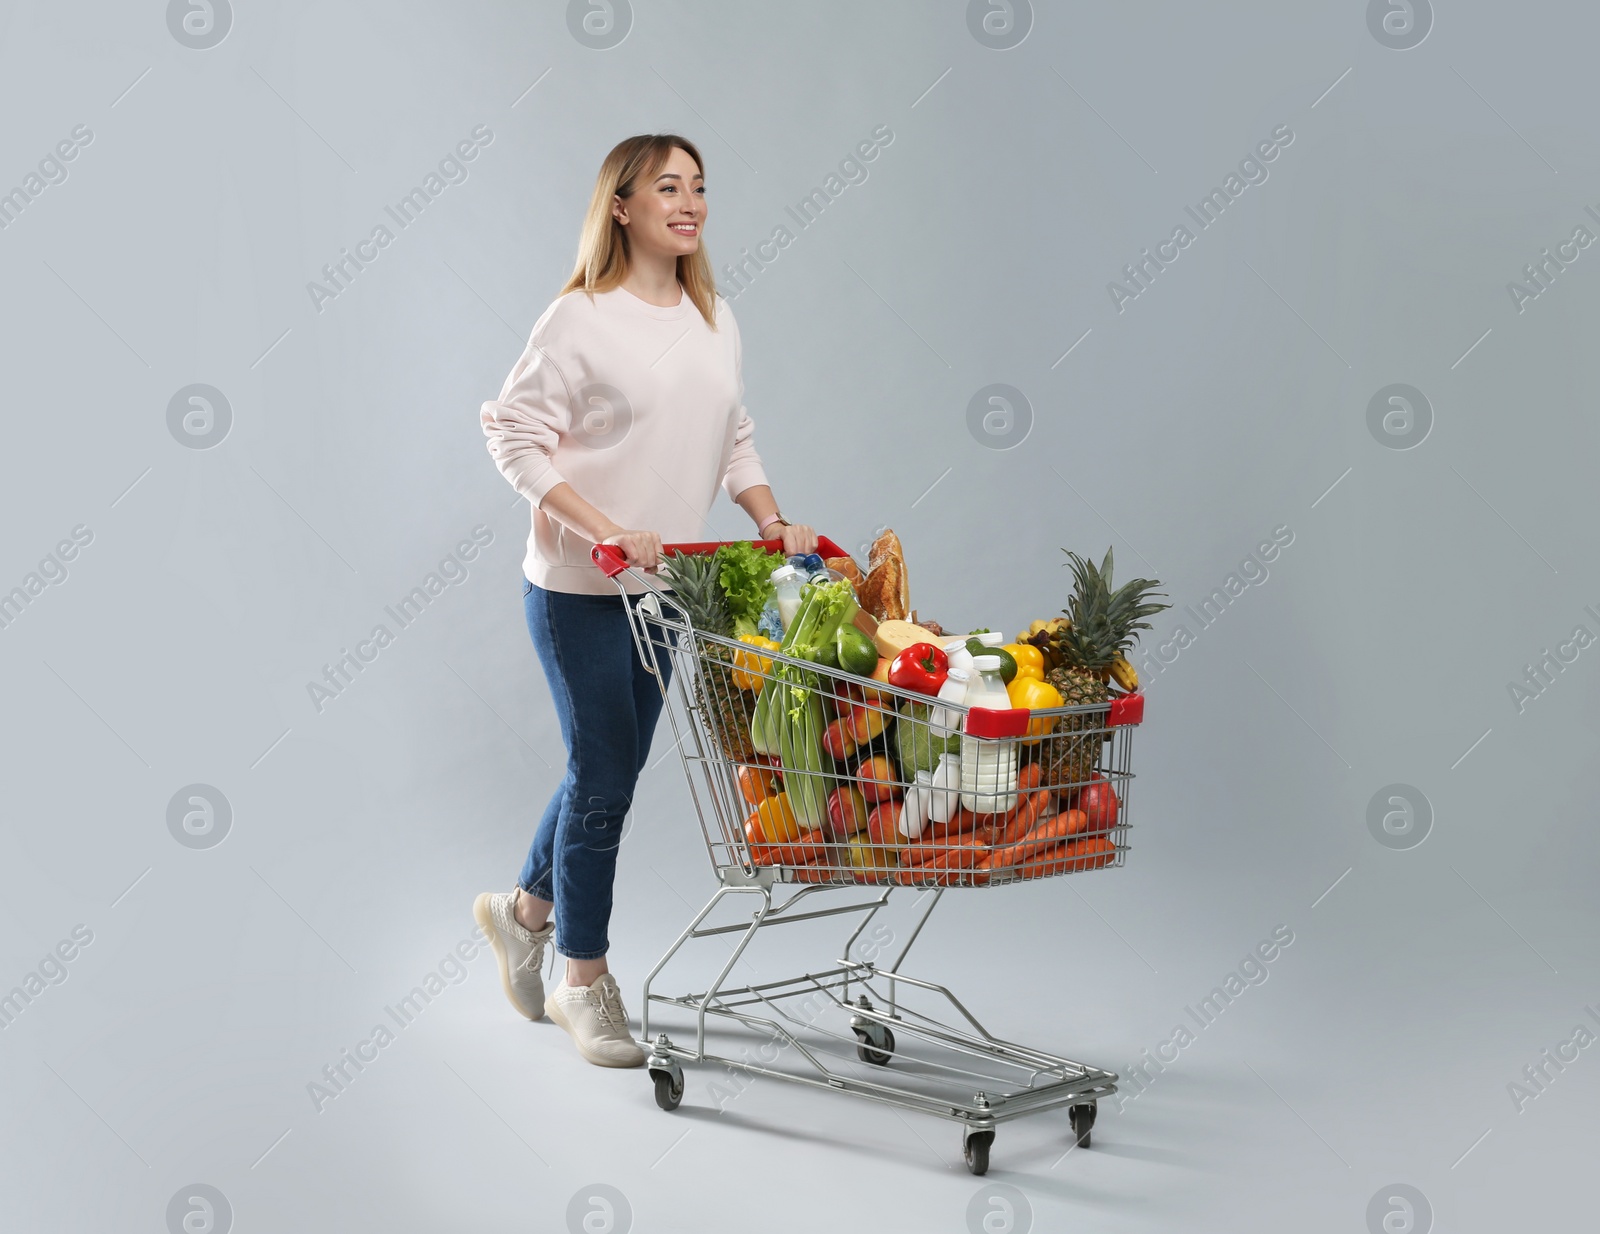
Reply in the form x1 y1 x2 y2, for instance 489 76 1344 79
594 536 1147 1175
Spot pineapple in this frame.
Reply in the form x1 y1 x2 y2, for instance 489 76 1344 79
1041 547 1168 789
662 549 756 763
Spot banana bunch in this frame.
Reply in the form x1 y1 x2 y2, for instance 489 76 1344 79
1015 617 1069 671
1015 616 1141 691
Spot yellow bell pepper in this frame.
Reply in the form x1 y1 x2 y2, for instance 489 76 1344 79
1004 643 1045 681
1006 675 1062 743
731 634 780 691
755 791 800 843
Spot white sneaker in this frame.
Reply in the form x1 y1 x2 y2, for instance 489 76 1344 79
544 972 648 1067
473 888 555 1020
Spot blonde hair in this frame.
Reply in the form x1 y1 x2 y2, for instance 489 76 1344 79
559 134 719 327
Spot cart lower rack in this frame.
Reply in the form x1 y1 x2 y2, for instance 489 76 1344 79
596 537 1144 1174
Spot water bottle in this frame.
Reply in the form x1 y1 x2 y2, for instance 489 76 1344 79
960 655 1019 814
769 564 805 633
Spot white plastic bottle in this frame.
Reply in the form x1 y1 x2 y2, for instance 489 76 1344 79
926 751 961 825
943 637 975 676
930 667 971 737
898 770 933 840
960 654 1019 814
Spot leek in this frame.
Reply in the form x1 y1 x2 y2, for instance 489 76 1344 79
767 579 858 830
749 584 821 755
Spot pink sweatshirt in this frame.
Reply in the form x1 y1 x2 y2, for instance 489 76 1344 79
481 284 770 595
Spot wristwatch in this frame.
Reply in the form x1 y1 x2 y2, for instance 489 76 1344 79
757 512 790 536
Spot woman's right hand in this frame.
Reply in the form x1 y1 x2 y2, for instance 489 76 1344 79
600 529 664 572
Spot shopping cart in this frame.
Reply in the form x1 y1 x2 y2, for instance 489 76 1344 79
594 536 1145 1175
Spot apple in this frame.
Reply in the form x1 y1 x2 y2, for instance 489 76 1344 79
847 702 888 744
1076 777 1119 834
821 717 858 761
855 755 901 803
865 802 899 849
858 656 893 707
825 786 870 839
844 833 896 877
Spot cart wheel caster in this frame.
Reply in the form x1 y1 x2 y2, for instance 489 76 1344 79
853 1024 895 1066
963 1128 994 1175
651 1067 684 1111
1069 1101 1096 1147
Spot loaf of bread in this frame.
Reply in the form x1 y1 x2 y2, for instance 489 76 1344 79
859 529 909 622
825 556 864 593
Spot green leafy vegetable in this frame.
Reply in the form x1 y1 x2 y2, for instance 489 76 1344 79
715 542 788 637
895 699 961 777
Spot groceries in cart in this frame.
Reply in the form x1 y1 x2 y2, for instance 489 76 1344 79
658 528 1168 887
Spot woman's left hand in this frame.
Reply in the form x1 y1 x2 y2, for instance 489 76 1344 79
779 522 818 556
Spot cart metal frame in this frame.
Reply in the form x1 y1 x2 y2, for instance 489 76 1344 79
596 538 1141 1173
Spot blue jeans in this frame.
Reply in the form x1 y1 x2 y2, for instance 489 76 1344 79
517 578 675 959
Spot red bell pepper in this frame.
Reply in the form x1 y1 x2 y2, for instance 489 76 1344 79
888 642 949 695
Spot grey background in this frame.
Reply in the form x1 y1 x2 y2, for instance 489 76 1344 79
2 1 1596 1231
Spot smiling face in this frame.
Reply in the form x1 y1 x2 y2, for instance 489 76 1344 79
613 144 704 260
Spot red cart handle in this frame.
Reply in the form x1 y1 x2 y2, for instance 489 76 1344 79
1107 692 1145 726
963 695 1146 738
592 534 851 578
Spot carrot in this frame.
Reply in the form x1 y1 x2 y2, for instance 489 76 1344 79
891 845 965 882
992 790 1050 850
750 830 830 867
981 811 1077 870
1013 842 1071 879
1013 820 1074 861
792 864 845 883
1013 836 1117 878
1077 835 1118 869
973 833 1118 880
899 834 950 864
983 763 1050 846
903 805 1000 863
918 836 991 874
898 826 954 864
930 808 983 838
894 863 988 887
901 832 987 866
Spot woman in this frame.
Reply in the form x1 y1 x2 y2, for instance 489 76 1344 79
473 134 817 1067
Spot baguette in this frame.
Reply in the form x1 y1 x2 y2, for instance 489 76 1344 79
860 529 909 622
